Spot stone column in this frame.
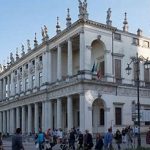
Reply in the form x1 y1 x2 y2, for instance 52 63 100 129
10 72 15 96
42 102 45 131
0 112 2 132
16 69 20 94
104 50 113 82
7 75 10 98
34 103 39 133
43 48 52 84
79 30 85 71
45 101 53 130
57 98 62 129
0 80 3 101
6 110 10 133
28 104 32 134
57 45 62 80
22 106 26 134
35 58 40 88
26 64 31 91
67 96 73 130
11 108 15 134
2 111 6 133
16 107 20 128
79 92 92 133
3 78 6 100
79 93 85 132
67 38 73 76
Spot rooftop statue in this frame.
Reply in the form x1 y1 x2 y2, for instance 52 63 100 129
44 25 48 37
10 52 15 64
107 8 111 21
21 44 25 56
78 0 88 19
27 39 31 51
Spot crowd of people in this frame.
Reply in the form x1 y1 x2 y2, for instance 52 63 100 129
0 125 150 150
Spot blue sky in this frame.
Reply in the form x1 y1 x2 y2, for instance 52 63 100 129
0 0 150 64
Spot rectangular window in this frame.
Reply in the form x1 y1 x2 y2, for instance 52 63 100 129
114 33 121 41
32 60 35 65
133 63 138 81
115 59 121 79
132 38 139 45
25 78 28 91
32 75 35 88
39 56 42 62
143 41 149 48
115 107 122 125
20 67 22 72
39 72 42 86
25 64 28 69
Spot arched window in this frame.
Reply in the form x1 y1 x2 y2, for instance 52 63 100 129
100 108 104 125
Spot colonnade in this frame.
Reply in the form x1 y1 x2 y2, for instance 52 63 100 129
0 93 92 134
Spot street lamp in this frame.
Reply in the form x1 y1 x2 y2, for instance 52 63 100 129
125 53 150 147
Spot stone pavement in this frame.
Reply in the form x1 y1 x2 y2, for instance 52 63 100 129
2 134 150 150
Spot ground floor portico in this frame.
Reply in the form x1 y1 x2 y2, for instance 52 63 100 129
0 81 150 135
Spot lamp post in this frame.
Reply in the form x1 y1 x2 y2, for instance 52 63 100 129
125 53 150 147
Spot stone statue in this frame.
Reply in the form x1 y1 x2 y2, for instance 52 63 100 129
44 25 48 36
0 64 2 72
78 0 88 19
21 44 25 56
27 39 31 51
10 52 14 64
16 48 19 60
106 8 112 26
107 8 111 21
41 27 45 38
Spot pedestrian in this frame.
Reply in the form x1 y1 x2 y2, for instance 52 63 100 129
84 129 93 150
126 126 133 149
104 127 113 150
12 128 24 150
146 127 150 144
69 128 76 150
114 129 122 150
95 133 103 150
37 128 45 150
77 131 84 149
0 132 3 150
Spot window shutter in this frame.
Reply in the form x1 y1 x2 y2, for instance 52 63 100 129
115 59 121 79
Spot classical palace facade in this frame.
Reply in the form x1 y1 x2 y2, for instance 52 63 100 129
0 1 150 135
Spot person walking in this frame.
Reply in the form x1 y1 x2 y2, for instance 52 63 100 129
12 128 24 150
77 131 84 149
95 133 103 150
37 128 45 150
0 132 3 150
104 128 113 150
114 129 122 150
84 130 93 150
146 127 150 144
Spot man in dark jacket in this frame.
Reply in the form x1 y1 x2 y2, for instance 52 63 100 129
12 128 24 150
84 130 93 150
69 128 75 150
